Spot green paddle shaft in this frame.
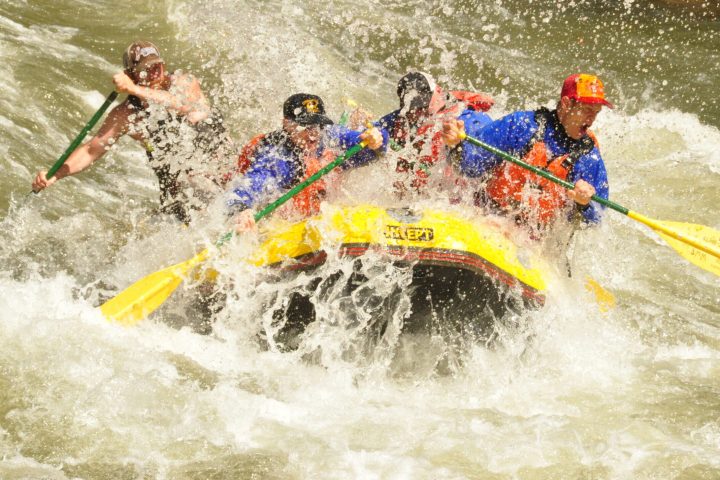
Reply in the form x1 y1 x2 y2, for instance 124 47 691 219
45 91 119 180
215 142 365 246
99 142 369 325
255 143 363 221
462 134 629 215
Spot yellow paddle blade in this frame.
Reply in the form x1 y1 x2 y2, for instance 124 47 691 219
100 249 210 326
654 221 720 278
627 211 720 277
585 277 616 313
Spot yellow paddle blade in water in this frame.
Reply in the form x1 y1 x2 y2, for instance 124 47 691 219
100 249 210 326
585 277 616 312
627 212 720 277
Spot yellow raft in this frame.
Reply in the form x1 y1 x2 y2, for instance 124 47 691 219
243 204 551 341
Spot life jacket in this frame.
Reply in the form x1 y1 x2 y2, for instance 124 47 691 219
450 91 494 112
286 149 336 218
391 88 494 194
236 133 265 175
221 132 265 185
484 108 597 226
393 120 447 192
236 129 334 219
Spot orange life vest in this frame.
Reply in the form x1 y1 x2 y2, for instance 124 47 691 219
231 131 335 219
237 133 265 174
288 150 336 218
484 109 597 226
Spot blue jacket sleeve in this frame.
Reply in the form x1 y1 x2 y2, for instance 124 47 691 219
322 124 389 169
458 111 536 178
570 147 609 224
226 148 298 213
458 109 493 135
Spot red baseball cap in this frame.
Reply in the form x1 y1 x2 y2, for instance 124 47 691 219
561 74 613 109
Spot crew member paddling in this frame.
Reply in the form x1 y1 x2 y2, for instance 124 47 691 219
32 41 235 223
228 93 386 232
377 71 494 199
443 73 612 237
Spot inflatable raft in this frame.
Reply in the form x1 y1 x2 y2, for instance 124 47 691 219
244 204 551 348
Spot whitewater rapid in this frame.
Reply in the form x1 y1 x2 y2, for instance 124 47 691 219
1 0 718 478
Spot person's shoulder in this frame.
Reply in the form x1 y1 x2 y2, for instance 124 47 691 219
458 108 491 121
377 110 399 128
262 129 289 148
106 98 137 122
575 142 605 173
458 108 492 133
256 132 295 160
583 145 604 163
249 144 290 170
170 70 201 88
484 110 536 134
502 109 536 124
578 130 604 159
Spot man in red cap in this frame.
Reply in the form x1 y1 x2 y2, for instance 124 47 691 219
32 41 234 223
442 73 612 237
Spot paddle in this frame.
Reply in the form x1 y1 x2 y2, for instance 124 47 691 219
100 142 367 326
32 91 119 193
460 133 720 278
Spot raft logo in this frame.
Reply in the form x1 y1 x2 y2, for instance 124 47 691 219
384 224 434 242
303 98 320 113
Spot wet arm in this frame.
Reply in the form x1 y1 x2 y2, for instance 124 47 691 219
227 153 296 213
573 150 609 224
37 104 130 186
324 125 389 169
456 112 528 177
122 73 210 122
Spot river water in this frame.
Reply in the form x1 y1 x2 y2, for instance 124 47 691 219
1 0 719 478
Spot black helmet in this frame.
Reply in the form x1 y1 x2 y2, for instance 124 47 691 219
396 71 436 111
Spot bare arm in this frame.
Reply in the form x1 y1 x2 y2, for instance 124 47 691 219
32 102 131 191
113 71 210 124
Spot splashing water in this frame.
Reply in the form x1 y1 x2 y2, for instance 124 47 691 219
0 0 719 478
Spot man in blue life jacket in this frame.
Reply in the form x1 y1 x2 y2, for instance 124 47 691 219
228 93 386 232
442 73 611 237
374 71 495 199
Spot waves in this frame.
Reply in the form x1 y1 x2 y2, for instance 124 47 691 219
0 0 718 477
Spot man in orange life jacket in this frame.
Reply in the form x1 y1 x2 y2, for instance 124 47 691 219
443 73 611 236
376 71 494 198
228 93 386 232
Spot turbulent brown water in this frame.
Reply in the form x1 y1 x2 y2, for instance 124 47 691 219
1 0 719 478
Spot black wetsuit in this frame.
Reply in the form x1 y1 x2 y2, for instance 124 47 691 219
127 90 232 223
